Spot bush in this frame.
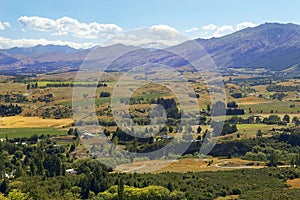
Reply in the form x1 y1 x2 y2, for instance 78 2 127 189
231 93 243 98
100 92 110 98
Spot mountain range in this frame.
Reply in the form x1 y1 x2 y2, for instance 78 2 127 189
1 22 300 74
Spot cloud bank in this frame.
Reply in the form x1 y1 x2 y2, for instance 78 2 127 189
18 16 122 39
102 25 187 47
185 22 257 38
202 24 217 31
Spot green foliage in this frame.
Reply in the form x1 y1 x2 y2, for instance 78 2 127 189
0 128 65 139
267 84 299 92
100 92 111 98
283 115 290 123
270 93 287 101
227 116 255 124
243 151 267 161
227 101 238 108
211 122 238 136
257 129 262 137
7 189 31 200
117 179 124 200
292 116 300 124
268 151 278 167
262 115 281 125
96 185 186 200
231 92 243 98
0 104 22 117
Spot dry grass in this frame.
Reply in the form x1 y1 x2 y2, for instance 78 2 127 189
36 71 120 82
154 158 213 173
155 157 264 173
276 81 296 87
252 85 268 93
0 116 73 128
236 96 269 105
0 82 27 94
287 178 300 189
115 158 266 174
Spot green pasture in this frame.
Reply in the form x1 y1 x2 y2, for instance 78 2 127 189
0 128 66 138
240 101 300 114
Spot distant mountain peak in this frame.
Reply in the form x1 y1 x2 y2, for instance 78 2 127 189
191 22 300 70
1 44 81 56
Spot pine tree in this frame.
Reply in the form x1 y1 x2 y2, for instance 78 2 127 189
167 182 174 192
256 129 262 138
268 151 278 167
197 126 202 134
118 178 124 200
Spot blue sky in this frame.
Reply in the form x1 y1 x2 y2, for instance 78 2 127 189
0 0 299 48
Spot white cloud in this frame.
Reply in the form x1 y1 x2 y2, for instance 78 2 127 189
185 27 198 33
0 36 96 49
102 25 188 47
213 25 234 37
202 24 217 31
3 22 10 28
236 22 256 31
0 22 10 30
18 16 122 39
148 24 180 38
18 16 56 31
193 22 258 39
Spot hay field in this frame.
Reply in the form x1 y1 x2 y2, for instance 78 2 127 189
0 116 73 128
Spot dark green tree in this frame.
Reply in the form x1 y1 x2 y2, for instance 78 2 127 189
118 178 124 200
197 126 202 134
283 115 290 123
256 129 262 138
268 151 278 167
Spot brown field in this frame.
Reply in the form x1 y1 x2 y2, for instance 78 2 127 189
287 178 300 189
0 82 27 94
276 81 296 86
0 116 73 128
225 83 240 90
115 158 266 174
236 96 269 105
252 85 268 93
36 71 120 82
154 158 265 173
0 75 12 81
36 72 78 80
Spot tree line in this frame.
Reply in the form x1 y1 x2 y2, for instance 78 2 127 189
0 103 22 117
39 83 107 88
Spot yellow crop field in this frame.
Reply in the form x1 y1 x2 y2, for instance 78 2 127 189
0 116 73 128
